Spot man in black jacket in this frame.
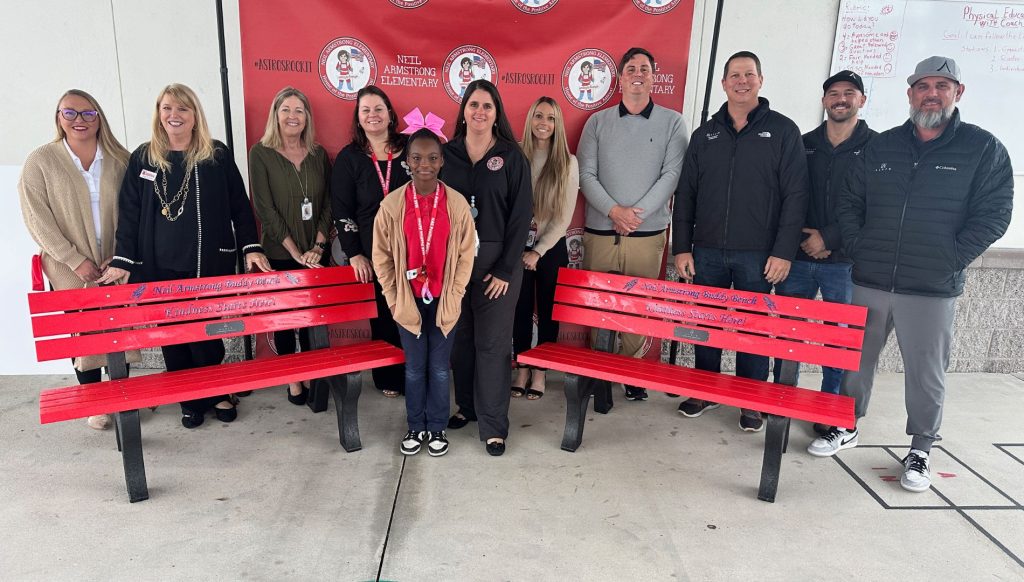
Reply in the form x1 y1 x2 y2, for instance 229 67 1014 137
672 51 808 432
773 70 876 435
807 57 1013 494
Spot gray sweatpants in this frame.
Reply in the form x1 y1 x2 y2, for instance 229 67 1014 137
840 284 956 452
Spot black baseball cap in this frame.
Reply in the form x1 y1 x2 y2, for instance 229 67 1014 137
823 70 865 94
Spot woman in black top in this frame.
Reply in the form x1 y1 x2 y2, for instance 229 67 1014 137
100 83 271 429
442 79 533 456
331 86 407 396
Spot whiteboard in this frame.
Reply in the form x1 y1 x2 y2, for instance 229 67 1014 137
832 0 1022 171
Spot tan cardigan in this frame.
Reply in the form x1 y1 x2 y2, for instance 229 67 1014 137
530 150 579 257
19 141 126 291
372 182 475 337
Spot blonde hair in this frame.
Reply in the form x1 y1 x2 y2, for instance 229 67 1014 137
259 87 317 153
519 97 571 223
147 83 215 171
53 89 130 166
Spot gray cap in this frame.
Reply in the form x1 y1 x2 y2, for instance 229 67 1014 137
907 56 961 86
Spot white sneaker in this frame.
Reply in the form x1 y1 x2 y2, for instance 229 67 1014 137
87 414 112 430
400 430 427 455
900 449 931 492
806 426 858 457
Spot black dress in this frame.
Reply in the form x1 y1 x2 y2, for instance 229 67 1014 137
331 143 408 393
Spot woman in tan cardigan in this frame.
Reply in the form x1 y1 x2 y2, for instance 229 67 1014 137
372 127 475 457
18 89 130 431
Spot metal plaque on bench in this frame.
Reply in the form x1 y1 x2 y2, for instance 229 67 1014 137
674 326 709 342
205 320 245 336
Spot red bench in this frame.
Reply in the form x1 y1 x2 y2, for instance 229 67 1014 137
28 266 404 502
517 268 865 502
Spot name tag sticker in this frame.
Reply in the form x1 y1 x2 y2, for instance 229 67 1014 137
140 169 157 181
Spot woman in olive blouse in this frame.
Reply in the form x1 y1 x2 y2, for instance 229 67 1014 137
249 87 331 405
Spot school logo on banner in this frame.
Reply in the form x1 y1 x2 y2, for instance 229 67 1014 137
442 45 498 102
562 48 617 110
388 0 428 7
633 0 683 15
565 226 584 268
318 37 377 100
511 0 558 14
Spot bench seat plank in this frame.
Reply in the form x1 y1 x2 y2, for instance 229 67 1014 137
518 342 855 428
39 340 403 423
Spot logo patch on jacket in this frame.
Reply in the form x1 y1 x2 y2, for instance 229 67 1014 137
935 165 957 171
758 131 771 138
874 162 892 172
706 131 720 141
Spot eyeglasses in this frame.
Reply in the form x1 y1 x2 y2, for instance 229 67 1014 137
58 108 99 122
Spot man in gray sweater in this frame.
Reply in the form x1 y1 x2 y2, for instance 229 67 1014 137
578 46 688 402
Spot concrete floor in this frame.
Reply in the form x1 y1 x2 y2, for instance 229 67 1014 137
1 371 1022 581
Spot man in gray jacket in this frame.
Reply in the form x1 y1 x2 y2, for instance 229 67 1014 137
578 46 688 402
807 57 1013 494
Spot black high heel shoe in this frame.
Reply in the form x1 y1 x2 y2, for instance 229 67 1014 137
286 384 309 406
214 404 238 423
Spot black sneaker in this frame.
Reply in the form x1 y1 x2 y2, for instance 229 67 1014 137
400 430 426 455
739 413 765 432
624 385 648 401
678 399 720 417
427 431 449 457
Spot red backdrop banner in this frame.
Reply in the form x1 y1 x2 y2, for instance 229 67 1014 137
239 0 695 359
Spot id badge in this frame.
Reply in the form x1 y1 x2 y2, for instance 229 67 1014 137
406 268 419 280
526 219 538 248
301 199 313 221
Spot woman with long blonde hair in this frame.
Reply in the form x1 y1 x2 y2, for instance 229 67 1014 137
19 89 131 431
99 83 271 429
512 96 579 400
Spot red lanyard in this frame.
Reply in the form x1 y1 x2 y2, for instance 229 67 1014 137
411 183 441 268
371 149 392 196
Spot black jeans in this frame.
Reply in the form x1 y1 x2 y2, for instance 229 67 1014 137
513 237 568 359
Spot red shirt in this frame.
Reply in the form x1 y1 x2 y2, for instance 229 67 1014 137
403 183 450 300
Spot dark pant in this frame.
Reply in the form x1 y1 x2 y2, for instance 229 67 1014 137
771 260 853 393
397 301 457 433
74 363 131 385
370 278 407 394
451 242 524 441
513 237 568 359
268 258 313 356
154 268 229 415
692 247 772 415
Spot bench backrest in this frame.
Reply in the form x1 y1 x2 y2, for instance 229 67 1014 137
28 266 375 362
552 268 867 371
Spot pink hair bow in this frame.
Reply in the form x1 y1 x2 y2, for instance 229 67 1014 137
400 108 447 141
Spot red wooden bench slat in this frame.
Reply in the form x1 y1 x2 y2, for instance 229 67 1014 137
39 341 404 423
518 343 855 427
35 301 377 361
31 284 373 337
552 304 863 371
27 267 358 313
557 268 868 326
554 286 864 349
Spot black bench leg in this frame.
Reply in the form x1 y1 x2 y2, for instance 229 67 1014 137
330 372 363 452
783 417 791 454
561 373 592 452
592 327 615 414
113 415 122 452
115 410 149 503
306 325 331 413
757 414 789 503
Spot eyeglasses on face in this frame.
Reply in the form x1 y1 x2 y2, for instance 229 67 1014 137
59 108 99 122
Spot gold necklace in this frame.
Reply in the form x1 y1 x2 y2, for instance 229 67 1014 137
154 161 195 221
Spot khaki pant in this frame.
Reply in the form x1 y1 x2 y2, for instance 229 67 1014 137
582 231 667 358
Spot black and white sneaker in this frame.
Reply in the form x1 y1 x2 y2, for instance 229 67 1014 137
624 385 648 401
806 426 858 457
900 449 931 492
400 430 427 455
427 431 449 457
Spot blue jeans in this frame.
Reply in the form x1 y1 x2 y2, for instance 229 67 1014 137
397 301 457 433
772 260 853 394
692 248 773 390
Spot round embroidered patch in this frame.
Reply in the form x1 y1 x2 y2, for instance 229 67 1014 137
486 156 504 171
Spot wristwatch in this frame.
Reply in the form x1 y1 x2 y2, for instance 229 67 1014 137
315 241 328 251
